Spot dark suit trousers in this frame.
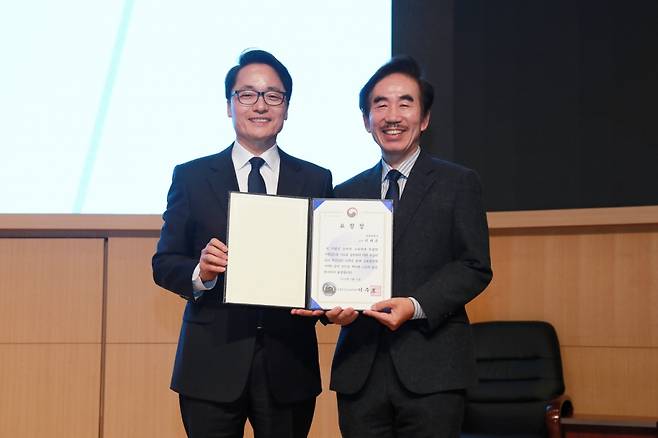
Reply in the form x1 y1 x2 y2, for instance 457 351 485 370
337 340 465 438
179 335 316 438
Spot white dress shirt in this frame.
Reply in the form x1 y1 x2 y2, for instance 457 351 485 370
231 141 281 194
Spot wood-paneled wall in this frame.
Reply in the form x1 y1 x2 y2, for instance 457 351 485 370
0 239 103 437
1 206 656 437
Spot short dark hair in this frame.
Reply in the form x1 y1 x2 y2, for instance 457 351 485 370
224 49 293 102
359 55 434 117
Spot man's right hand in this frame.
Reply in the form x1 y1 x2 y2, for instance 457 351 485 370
325 307 359 326
199 238 228 282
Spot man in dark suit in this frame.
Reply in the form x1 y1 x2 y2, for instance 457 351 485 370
152 50 333 438
326 56 493 437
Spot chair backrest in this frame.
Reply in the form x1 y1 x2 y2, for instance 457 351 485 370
462 321 565 436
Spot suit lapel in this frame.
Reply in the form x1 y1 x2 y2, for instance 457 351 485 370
394 152 437 246
362 162 384 199
208 144 239 216
342 161 381 199
276 148 303 196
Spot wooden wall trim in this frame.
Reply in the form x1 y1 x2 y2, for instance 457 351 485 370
0 214 163 237
0 214 162 231
487 206 658 229
2 205 657 237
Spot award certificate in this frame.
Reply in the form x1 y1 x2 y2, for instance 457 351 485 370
223 193 393 310
309 199 393 310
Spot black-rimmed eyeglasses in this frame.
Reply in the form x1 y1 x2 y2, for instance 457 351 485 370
232 90 286 106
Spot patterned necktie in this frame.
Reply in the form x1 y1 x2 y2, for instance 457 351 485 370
384 169 403 204
248 157 266 194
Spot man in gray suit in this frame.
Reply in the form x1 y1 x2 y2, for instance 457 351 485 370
327 56 492 437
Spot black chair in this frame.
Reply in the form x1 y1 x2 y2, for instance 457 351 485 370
461 321 573 438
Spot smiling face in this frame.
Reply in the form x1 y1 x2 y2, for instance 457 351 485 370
363 72 430 167
227 63 288 155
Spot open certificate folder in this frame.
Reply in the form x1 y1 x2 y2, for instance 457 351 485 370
223 192 393 310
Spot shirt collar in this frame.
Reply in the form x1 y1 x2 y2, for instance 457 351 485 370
232 140 280 170
380 146 421 183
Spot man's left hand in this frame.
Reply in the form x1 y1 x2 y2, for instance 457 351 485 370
363 298 415 331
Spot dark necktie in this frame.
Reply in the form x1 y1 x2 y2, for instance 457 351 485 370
247 157 267 330
248 157 266 194
384 169 403 205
